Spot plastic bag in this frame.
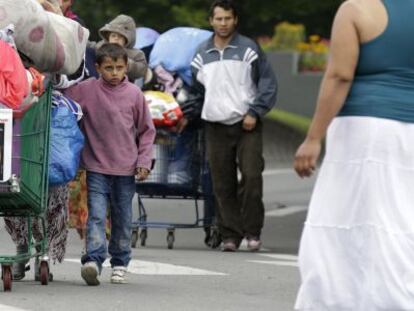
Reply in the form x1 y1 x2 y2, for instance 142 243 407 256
134 27 159 49
0 40 28 109
52 91 83 121
144 91 183 127
49 99 84 186
149 27 212 85
0 24 16 49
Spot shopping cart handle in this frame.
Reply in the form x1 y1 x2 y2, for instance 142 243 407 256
151 159 156 170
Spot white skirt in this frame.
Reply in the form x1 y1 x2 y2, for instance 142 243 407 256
295 117 414 311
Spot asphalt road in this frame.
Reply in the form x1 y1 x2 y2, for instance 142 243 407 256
0 120 317 311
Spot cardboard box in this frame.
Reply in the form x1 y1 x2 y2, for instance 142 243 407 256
0 109 13 182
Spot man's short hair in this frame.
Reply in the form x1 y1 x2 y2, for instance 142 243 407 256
95 43 128 65
209 0 239 18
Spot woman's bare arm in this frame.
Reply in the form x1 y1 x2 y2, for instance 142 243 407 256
294 1 361 177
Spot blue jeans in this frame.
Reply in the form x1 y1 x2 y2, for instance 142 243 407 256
81 172 135 271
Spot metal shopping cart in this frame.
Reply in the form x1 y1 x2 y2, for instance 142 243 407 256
0 88 51 291
132 126 221 249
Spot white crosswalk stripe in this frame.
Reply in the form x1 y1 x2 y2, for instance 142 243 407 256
65 258 227 276
0 305 30 311
249 260 298 267
248 253 298 267
265 205 307 217
261 254 298 261
263 168 295 176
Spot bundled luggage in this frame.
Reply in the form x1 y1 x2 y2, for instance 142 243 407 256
134 27 159 49
0 0 89 75
149 27 212 85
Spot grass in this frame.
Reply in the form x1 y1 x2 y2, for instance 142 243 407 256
265 109 311 134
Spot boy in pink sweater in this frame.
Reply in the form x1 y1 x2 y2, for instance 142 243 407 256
63 43 155 285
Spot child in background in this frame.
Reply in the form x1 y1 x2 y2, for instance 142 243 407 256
89 14 151 83
63 43 155 285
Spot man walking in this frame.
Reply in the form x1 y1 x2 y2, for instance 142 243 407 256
178 0 277 251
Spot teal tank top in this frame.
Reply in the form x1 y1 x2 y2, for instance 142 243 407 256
338 0 414 122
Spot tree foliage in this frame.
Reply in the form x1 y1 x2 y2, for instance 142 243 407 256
73 0 343 40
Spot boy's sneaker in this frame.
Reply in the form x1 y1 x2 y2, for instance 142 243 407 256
110 266 127 284
81 261 100 286
247 238 262 252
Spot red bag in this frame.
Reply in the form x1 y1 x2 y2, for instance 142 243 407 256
144 91 183 127
0 40 28 109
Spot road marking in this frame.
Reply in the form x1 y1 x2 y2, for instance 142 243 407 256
248 260 298 267
263 168 295 176
65 258 227 276
0 305 30 311
240 168 296 180
260 254 298 261
265 205 307 217
248 253 298 268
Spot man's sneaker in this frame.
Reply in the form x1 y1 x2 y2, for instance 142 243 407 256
247 238 262 252
81 261 100 286
222 240 238 252
110 266 127 284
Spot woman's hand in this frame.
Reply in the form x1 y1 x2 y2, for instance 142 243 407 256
293 138 322 178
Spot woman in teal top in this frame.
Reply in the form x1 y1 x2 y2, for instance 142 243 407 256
294 0 414 309
339 0 414 122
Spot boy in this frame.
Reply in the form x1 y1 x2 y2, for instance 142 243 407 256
63 43 156 285
89 14 151 83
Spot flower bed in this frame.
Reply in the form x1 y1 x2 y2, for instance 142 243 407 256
259 22 330 73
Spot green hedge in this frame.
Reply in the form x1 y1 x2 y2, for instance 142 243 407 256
265 109 311 134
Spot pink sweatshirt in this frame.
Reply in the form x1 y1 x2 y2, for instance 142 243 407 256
64 77 155 175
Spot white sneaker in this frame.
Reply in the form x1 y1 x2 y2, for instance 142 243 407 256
111 266 127 284
81 261 100 286
247 238 262 252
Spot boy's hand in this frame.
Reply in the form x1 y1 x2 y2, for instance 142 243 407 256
136 167 150 181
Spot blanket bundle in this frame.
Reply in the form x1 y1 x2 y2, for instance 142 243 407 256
0 0 89 75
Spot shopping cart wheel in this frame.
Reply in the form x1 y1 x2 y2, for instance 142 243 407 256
204 226 222 249
167 230 175 249
39 261 49 285
140 229 147 247
131 229 138 248
35 270 53 282
204 227 211 244
2 265 12 292
209 229 222 249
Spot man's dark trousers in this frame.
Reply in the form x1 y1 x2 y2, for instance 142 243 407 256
205 120 265 244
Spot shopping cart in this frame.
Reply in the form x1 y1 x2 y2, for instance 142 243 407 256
0 88 51 291
132 126 221 249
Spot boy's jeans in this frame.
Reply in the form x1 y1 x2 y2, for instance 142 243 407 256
81 172 135 271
